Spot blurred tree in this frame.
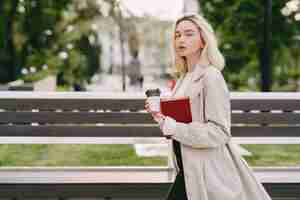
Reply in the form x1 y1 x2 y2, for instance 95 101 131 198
0 0 105 90
199 0 300 91
105 0 138 91
55 0 104 89
0 0 70 83
128 25 139 58
281 0 300 20
113 0 127 91
272 39 300 91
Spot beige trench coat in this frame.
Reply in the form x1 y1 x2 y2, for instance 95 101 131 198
168 64 272 200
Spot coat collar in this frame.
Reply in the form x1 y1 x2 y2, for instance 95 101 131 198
191 45 211 82
191 63 211 82
170 64 211 97
170 75 184 97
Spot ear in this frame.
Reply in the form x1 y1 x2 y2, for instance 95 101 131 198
200 37 205 49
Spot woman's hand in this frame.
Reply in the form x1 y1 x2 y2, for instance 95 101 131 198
145 99 175 138
145 99 165 126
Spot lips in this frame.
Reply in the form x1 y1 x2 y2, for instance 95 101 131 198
177 46 186 51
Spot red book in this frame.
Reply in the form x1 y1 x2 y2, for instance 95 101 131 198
160 97 192 123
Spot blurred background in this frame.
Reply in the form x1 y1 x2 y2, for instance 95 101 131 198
1 0 300 93
1 0 300 167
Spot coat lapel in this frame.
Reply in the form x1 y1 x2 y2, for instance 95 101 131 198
184 64 211 98
170 64 211 97
171 75 185 97
191 64 210 83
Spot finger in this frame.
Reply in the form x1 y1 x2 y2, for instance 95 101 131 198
145 104 150 111
152 112 162 120
145 107 149 112
153 112 162 117
145 106 152 113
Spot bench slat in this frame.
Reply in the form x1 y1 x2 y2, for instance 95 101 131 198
0 111 154 124
231 99 300 110
1 98 300 111
232 126 300 137
0 167 174 184
0 183 298 199
0 137 300 144
0 183 170 198
0 167 298 198
232 112 300 124
0 98 144 111
0 167 298 184
0 125 299 137
1 112 299 124
0 125 162 137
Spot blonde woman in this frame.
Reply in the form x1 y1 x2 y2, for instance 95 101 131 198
145 13 272 200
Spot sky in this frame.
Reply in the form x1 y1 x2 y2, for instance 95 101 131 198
122 0 183 20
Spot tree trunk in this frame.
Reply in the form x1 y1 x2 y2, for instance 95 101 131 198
260 0 272 91
0 1 4 49
119 23 126 92
0 0 19 83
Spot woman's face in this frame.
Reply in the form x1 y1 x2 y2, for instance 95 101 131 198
174 20 204 58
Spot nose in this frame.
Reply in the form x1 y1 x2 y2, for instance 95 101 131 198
177 36 186 45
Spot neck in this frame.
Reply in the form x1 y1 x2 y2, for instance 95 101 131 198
185 53 200 73
185 48 210 73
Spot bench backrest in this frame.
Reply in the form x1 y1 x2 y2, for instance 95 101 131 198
0 92 299 139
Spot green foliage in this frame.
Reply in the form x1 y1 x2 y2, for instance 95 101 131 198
200 0 300 91
272 42 300 91
56 85 71 91
22 69 53 83
0 144 299 167
242 144 300 166
0 0 103 88
0 144 167 166
58 49 88 86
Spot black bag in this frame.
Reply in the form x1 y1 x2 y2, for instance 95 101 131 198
165 172 188 200
165 140 188 200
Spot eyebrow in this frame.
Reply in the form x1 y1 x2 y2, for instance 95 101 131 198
175 29 197 33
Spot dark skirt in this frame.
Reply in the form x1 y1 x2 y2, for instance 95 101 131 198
165 140 188 200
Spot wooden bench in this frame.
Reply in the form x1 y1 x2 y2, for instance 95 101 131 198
0 166 298 200
0 91 299 200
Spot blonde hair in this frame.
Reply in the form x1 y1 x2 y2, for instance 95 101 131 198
171 13 225 77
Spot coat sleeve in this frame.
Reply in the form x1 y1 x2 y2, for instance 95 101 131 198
170 68 231 148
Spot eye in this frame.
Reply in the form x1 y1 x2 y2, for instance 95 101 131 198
175 33 181 38
185 31 195 36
